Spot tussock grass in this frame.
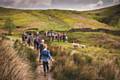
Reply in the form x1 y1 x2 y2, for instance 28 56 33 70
0 40 34 80
50 45 120 80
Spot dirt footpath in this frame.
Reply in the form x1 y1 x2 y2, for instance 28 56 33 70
36 65 54 80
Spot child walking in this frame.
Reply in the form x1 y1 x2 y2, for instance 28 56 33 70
39 44 54 76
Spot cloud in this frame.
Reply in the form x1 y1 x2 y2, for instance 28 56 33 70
113 0 120 3
0 0 119 10
0 0 52 8
96 0 104 6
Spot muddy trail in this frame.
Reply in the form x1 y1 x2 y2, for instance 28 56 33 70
29 46 54 80
36 65 54 80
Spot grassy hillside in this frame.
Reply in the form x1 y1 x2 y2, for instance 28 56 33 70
1 6 118 32
50 31 120 80
80 5 120 28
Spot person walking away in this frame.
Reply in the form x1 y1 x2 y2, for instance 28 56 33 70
21 33 26 43
63 33 68 42
47 31 51 41
22 32 27 44
35 36 41 50
39 39 45 60
27 33 33 46
34 36 38 50
57 33 61 42
60 33 63 41
40 44 54 76
27 34 31 46
45 31 48 37
51 32 55 41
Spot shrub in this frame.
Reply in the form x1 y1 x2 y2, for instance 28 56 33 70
99 61 120 80
4 18 16 35
13 40 37 71
51 45 120 80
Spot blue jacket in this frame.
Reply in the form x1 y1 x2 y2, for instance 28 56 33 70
40 48 52 62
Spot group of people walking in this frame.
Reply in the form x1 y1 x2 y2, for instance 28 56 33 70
22 31 68 48
22 32 43 50
45 30 68 42
21 31 54 76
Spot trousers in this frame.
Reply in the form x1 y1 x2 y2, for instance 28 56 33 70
43 61 49 73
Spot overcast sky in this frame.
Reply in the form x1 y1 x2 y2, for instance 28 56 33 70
0 0 119 10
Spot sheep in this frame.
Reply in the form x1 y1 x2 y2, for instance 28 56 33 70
72 42 86 48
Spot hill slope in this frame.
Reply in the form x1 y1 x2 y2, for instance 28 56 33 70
80 5 120 28
0 5 119 32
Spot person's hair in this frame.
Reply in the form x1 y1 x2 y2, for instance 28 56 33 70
41 39 45 43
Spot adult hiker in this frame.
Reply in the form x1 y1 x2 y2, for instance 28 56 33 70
21 32 27 43
39 44 54 76
34 35 41 50
63 33 68 42
39 39 45 60
33 36 38 50
27 33 33 46
21 32 28 44
57 33 61 42
39 39 45 52
47 31 52 41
